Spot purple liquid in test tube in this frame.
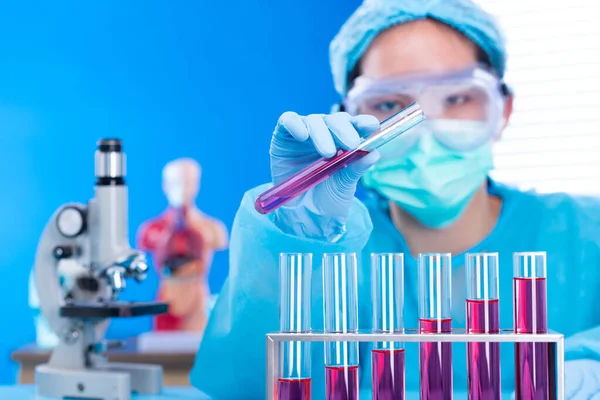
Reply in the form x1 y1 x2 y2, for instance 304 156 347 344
326 365 359 400
323 253 360 400
418 253 453 400
513 252 554 400
371 253 405 400
254 103 425 214
277 253 312 400
465 253 501 400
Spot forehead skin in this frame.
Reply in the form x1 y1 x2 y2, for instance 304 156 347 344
359 18 480 79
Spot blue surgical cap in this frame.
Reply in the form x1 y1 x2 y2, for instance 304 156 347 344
330 0 507 96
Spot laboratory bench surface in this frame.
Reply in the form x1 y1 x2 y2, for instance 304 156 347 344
0 385 209 399
0 386 515 399
11 339 196 387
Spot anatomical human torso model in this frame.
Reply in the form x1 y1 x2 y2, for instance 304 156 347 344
137 158 228 332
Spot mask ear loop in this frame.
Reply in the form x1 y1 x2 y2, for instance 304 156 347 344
492 81 513 142
501 82 513 97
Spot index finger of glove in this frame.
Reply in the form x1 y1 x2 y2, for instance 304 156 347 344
275 111 309 142
350 114 380 138
323 112 362 150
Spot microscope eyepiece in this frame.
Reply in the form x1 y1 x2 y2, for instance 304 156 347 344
97 139 123 153
95 138 126 186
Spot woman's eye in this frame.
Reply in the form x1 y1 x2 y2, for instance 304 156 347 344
445 94 471 106
374 101 402 112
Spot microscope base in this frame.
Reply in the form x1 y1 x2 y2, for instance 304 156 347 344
35 362 163 400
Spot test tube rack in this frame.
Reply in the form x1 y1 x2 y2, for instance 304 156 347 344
265 329 565 400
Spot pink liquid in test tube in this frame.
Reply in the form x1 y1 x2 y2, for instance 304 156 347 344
254 103 425 214
418 253 453 400
277 378 312 400
371 253 406 400
419 318 453 400
513 252 554 400
325 365 359 400
465 253 501 400
372 349 405 400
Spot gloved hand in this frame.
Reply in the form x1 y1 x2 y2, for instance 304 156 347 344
270 111 380 242
565 359 600 399
510 359 600 400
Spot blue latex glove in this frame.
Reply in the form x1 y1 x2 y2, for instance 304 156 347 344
270 111 380 242
565 359 600 399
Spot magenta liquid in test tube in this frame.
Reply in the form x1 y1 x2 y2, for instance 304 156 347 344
513 252 554 400
465 253 501 400
418 253 453 400
277 253 312 400
323 253 359 400
254 102 425 215
371 253 405 400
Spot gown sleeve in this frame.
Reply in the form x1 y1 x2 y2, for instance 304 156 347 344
190 184 374 399
564 195 600 362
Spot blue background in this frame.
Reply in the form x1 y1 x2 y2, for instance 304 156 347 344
0 0 361 383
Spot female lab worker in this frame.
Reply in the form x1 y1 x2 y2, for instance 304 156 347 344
192 0 600 399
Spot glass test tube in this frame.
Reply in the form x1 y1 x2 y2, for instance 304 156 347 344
465 253 501 400
371 253 405 400
513 252 554 400
278 253 312 400
418 253 453 400
323 253 359 400
254 102 425 214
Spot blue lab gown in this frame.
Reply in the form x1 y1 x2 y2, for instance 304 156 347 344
191 179 600 399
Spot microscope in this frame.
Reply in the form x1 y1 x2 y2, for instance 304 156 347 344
33 139 168 400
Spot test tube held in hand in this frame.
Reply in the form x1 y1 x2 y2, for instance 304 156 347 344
418 253 453 400
254 103 425 214
513 252 554 400
465 253 501 400
278 253 312 400
371 253 405 400
323 253 359 400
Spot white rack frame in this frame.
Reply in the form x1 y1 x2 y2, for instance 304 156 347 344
266 329 564 399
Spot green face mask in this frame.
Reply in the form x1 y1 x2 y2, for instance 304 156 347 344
361 125 494 228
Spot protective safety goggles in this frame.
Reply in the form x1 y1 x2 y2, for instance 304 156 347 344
343 65 510 151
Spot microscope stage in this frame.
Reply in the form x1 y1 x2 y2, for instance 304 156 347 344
60 301 168 319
